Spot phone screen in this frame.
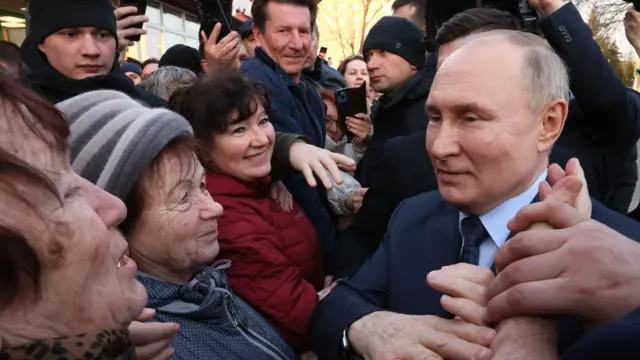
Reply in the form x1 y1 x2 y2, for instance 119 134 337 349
194 0 233 41
335 82 368 136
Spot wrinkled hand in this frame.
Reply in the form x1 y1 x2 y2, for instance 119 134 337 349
488 200 640 327
115 7 148 53
270 180 293 212
289 142 356 189
348 311 495 360
346 113 371 145
201 23 242 69
345 188 368 214
427 263 494 327
129 308 179 360
490 316 557 360
625 7 640 51
527 0 567 16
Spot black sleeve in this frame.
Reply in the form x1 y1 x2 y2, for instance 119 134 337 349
334 147 399 278
541 3 640 152
270 132 309 182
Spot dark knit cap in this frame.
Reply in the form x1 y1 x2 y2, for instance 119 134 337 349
56 90 193 201
362 16 426 68
122 62 141 76
27 0 118 46
159 45 203 75
239 19 254 40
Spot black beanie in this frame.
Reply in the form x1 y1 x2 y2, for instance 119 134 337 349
27 0 118 46
159 44 203 75
362 16 426 68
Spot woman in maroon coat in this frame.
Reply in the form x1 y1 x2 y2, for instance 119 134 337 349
172 70 329 353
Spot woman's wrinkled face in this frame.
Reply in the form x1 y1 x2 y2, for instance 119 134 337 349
128 148 224 282
210 102 276 182
0 99 147 331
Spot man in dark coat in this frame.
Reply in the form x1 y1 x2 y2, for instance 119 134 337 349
20 0 165 107
334 3 640 278
310 28 640 360
302 26 348 92
354 16 433 186
241 0 337 271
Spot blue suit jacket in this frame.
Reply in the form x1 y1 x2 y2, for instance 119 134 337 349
561 307 640 359
309 191 640 360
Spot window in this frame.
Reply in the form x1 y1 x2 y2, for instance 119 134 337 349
127 1 201 61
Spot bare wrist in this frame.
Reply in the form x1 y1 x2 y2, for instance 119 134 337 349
539 1 568 17
347 312 382 356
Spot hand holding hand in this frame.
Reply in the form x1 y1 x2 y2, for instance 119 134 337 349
488 200 640 327
346 113 371 145
348 311 495 360
129 308 179 360
269 181 293 212
115 7 149 53
345 188 368 214
289 142 356 189
427 263 494 326
201 23 242 69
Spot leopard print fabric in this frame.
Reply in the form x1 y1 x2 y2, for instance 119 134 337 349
0 329 135 360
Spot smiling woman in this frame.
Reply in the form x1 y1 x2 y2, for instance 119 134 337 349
0 76 146 358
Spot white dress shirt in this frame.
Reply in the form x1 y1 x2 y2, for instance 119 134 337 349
458 170 547 268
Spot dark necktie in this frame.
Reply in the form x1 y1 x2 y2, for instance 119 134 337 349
460 216 489 265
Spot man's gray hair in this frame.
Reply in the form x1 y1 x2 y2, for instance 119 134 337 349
140 66 197 101
465 30 570 112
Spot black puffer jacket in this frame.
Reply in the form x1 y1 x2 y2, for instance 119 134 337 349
20 36 165 107
356 60 435 186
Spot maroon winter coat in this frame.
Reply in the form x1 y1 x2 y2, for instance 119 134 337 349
207 172 324 352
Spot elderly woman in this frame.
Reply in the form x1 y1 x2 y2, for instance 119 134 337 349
140 66 197 101
0 76 148 358
56 90 352 359
171 71 332 352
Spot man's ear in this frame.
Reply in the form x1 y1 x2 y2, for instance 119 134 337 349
537 98 568 153
201 59 209 73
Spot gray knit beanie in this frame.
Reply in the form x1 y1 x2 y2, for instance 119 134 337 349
56 90 193 201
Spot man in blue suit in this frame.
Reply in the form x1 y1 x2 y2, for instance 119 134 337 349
308 27 640 360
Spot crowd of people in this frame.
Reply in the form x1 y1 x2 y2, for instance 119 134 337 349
2 0 640 359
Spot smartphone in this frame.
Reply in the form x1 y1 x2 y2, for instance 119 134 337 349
335 82 368 136
193 0 233 42
119 0 147 42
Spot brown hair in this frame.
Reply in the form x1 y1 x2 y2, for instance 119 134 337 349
169 69 270 168
434 8 522 46
251 0 317 32
0 76 70 311
118 136 200 237
337 55 366 76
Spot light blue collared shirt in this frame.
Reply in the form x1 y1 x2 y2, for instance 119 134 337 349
458 170 547 268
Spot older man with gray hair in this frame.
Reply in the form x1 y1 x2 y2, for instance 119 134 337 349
309 29 640 360
140 65 197 101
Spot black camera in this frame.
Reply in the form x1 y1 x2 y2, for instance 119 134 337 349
424 0 541 43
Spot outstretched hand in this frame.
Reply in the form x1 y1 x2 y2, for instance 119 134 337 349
289 142 356 189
